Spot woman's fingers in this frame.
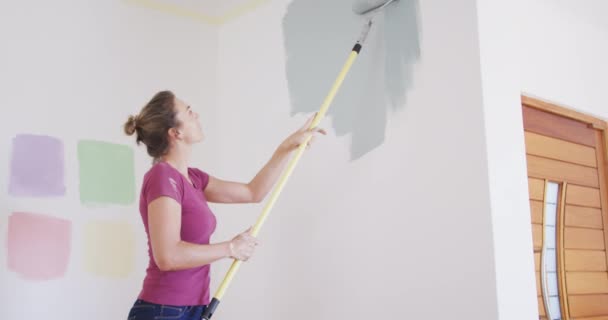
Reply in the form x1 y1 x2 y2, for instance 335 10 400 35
230 226 260 261
300 113 318 131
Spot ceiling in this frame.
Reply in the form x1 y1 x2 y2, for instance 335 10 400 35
133 0 608 31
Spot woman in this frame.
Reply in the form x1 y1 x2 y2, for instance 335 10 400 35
123 90 325 319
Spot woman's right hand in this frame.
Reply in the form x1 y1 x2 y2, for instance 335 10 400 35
228 228 259 261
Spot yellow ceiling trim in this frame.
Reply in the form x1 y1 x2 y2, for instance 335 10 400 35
124 0 271 25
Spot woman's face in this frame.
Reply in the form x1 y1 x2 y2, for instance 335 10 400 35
173 97 204 144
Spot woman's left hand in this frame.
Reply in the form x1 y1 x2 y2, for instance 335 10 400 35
278 114 327 153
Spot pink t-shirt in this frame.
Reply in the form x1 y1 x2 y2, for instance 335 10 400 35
137 162 217 306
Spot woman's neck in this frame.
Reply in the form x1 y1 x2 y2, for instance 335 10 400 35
160 144 192 176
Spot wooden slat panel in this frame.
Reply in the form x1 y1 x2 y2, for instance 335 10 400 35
527 155 599 188
523 105 597 147
565 227 606 250
596 130 608 274
567 272 608 294
536 271 541 296
566 250 608 271
525 131 597 167
566 205 604 229
567 185 602 208
577 317 608 320
532 223 543 251
569 294 608 317
534 252 541 271
529 178 545 201
538 297 546 317
530 200 543 224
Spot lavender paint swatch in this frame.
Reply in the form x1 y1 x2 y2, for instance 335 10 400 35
8 134 66 197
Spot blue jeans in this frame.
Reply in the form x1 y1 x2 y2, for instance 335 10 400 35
127 299 207 320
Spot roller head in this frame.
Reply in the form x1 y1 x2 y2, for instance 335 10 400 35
352 0 397 15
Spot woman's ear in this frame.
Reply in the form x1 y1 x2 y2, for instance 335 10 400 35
168 127 181 140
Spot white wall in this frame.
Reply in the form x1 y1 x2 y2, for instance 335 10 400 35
211 1 499 319
0 1 218 319
476 0 539 319
520 0 608 120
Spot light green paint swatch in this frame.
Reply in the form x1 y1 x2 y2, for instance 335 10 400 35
83 220 135 278
78 140 135 205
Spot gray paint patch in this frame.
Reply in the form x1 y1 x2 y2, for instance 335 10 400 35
283 0 420 160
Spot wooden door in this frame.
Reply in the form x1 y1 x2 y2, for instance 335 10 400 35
523 96 608 320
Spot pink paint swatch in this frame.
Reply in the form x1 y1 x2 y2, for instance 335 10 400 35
7 212 71 280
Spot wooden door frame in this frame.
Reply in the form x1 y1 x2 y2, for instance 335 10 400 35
522 93 608 274
522 95 607 130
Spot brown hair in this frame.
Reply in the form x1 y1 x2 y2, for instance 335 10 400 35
124 90 178 161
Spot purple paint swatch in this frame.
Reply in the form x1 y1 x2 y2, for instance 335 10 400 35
8 134 66 197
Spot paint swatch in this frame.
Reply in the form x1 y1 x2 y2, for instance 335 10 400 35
77 140 135 205
8 134 66 196
283 0 420 160
7 212 71 281
83 220 135 278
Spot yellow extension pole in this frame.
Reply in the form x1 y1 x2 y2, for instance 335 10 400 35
221 49 359 297
201 25 371 320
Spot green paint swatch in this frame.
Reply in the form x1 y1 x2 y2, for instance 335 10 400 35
78 140 135 205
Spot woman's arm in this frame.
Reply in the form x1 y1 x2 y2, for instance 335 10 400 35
204 114 325 204
148 196 257 271
204 148 290 204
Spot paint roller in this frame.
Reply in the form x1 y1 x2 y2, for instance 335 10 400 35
200 1 399 319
